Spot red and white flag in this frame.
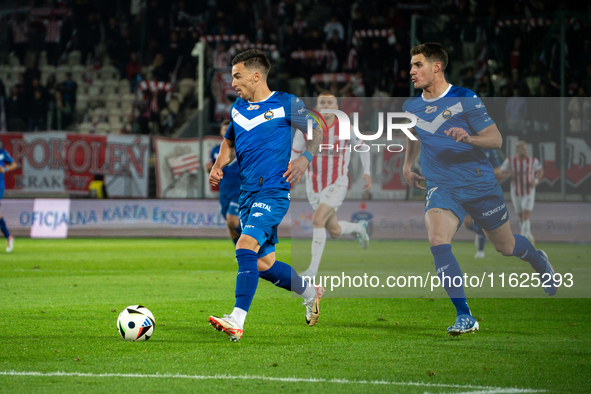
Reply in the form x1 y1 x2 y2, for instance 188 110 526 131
168 153 200 178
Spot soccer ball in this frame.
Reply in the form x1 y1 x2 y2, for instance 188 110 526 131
116 305 155 341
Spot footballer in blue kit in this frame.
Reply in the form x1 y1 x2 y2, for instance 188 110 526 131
207 119 242 245
207 49 324 341
403 43 557 336
0 147 17 253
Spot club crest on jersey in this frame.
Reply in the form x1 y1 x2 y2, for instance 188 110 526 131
425 106 437 114
264 110 274 120
247 104 259 110
441 109 452 119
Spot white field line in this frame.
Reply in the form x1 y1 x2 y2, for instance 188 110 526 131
0 371 545 393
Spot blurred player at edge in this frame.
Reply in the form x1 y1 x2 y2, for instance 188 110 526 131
0 146 17 252
402 43 557 336
206 119 242 245
500 140 544 245
208 49 324 342
291 92 371 281
463 148 506 258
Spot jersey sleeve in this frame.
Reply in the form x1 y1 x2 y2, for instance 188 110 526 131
2 150 14 165
487 149 501 168
286 94 317 135
500 158 511 173
224 121 235 141
291 131 306 160
463 94 495 133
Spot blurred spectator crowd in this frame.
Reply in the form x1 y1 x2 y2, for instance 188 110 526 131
0 0 590 134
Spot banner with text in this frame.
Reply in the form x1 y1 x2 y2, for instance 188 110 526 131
0 132 150 197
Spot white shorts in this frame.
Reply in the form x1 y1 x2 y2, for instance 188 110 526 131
307 184 348 212
511 190 535 214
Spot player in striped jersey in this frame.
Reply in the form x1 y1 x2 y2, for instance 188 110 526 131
500 141 544 245
291 92 371 281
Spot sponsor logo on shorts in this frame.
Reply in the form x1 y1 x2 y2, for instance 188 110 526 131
501 212 508 221
252 202 271 212
475 103 484 108
481 203 506 217
245 225 255 228
252 212 263 217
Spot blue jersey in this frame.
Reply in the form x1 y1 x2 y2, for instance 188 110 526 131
403 85 496 189
225 91 314 192
210 144 241 199
0 148 14 191
483 149 501 168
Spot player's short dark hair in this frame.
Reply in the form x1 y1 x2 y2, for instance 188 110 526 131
410 43 449 71
232 49 271 75
221 119 231 126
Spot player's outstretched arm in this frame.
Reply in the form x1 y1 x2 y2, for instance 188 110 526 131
209 139 236 187
283 124 323 185
1 162 17 173
402 131 426 190
444 124 502 149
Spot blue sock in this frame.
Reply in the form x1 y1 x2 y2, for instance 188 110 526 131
232 237 239 245
467 222 486 252
512 234 546 273
234 249 259 312
259 260 308 295
477 234 486 251
0 218 10 239
431 244 471 316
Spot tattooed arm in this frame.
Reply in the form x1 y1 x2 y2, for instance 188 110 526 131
283 124 323 185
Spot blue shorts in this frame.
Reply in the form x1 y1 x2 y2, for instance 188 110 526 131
425 184 509 231
239 188 290 258
220 194 240 219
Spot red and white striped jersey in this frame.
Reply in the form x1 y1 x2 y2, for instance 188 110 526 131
44 20 62 43
346 47 358 71
139 80 173 112
501 155 542 196
292 117 368 193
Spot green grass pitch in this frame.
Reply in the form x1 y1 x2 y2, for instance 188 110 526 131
0 238 590 393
